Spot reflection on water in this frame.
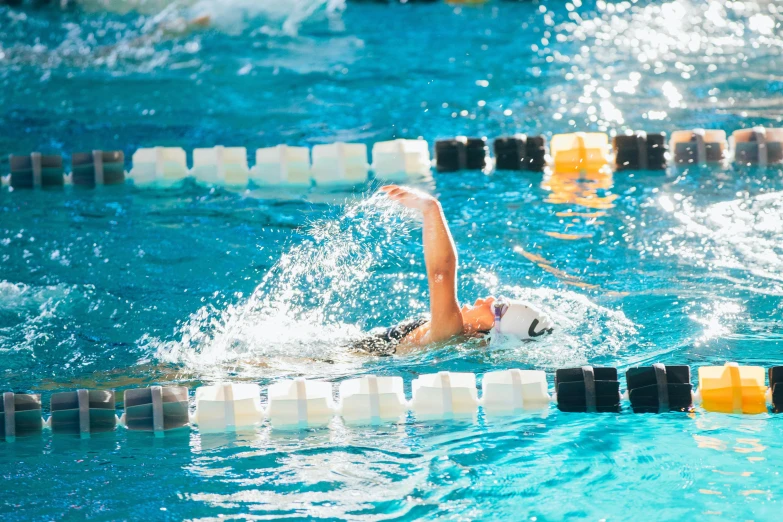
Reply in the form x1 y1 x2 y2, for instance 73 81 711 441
515 246 599 291
543 170 617 211
533 168 618 291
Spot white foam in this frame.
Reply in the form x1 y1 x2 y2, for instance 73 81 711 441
657 190 783 293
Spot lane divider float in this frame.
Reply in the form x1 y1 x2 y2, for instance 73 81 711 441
612 131 667 171
435 136 489 172
670 129 727 165
625 364 692 414
252 145 311 186
121 385 189 437
492 134 547 172
4 363 783 441
71 150 126 186
730 127 783 166
48 389 116 438
4 127 783 190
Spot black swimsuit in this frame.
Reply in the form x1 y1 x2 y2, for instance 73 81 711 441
350 317 429 356
350 316 494 356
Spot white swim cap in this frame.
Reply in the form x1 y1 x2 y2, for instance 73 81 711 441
490 298 554 343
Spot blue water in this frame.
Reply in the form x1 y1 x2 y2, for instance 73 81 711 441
2 0 783 519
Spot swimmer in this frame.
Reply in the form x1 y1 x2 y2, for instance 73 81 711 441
353 185 554 356
0 7 211 68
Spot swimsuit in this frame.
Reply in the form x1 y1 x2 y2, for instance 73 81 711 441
350 317 495 355
350 317 429 356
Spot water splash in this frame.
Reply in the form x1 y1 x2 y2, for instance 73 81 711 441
151 191 420 380
149 189 640 379
654 189 783 293
191 0 345 36
0 0 347 71
418 285 639 370
75 0 346 34
0 281 84 354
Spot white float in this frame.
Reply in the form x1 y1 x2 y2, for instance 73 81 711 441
311 142 369 185
371 139 431 180
193 383 262 433
338 375 407 424
410 371 479 419
191 146 250 186
130 147 188 185
251 145 311 186
267 378 335 428
481 369 550 413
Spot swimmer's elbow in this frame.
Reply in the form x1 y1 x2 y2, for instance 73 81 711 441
428 258 457 281
428 313 463 344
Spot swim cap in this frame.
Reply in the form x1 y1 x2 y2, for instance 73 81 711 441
490 298 554 343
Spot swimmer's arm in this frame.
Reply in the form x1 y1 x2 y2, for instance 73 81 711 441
381 186 463 343
419 200 464 342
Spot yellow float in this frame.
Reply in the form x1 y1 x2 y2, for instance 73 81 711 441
698 363 767 414
550 132 611 174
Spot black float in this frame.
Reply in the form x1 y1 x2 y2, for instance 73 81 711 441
50 390 116 436
555 366 621 412
8 153 64 189
769 367 783 414
1 392 43 441
672 130 724 164
493 134 547 172
613 132 667 171
733 129 783 166
123 386 189 434
626 364 693 413
71 150 126 187
435 137 488 172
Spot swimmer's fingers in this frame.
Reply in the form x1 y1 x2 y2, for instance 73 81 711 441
384 190 436 212
382 188 413 206
381 186 410 201
386 191 416 205
380 185 439 213
380 184 405 195
382 185 420 199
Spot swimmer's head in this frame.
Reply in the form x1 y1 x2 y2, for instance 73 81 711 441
491 297 554 342
461 296 554 341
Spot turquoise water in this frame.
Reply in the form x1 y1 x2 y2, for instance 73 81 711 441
2 0 783 520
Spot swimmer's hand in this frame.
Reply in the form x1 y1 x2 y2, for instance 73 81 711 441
381 185 439 213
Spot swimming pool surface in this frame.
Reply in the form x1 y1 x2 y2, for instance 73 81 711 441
2 0 783 519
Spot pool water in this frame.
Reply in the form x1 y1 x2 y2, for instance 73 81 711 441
2 0 783 519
